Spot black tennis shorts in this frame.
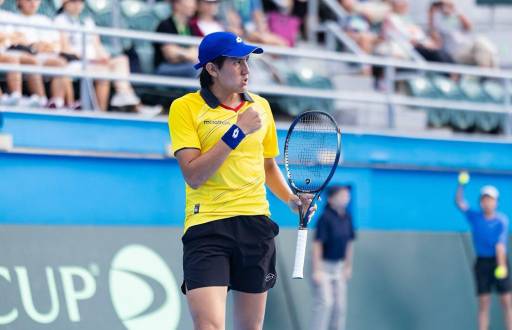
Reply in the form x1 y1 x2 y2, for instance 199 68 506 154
181 215 279 294
474 257 511 295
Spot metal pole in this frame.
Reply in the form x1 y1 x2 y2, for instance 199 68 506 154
504 78 511 135
385 65 396 129
307 0 319 44
79 29 94 110
111 0 122 53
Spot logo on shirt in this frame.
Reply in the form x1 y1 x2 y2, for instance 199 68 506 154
232 128 239 138
203 120 230 125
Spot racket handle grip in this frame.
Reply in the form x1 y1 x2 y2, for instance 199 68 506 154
292 228 308 279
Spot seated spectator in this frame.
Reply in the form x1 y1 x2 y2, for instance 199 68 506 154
153 0 198 78
190 0 225 37
377 0 452 64
55 0 141 111
10 0 74 109
339 0 390 25
341 0 378 58
222 0 289 46
0 0 22 106
429 0 498 68
262 0 302 47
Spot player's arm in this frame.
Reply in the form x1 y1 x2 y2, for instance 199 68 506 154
175 108 261 189
455 184 469 212
264 158 315 214
264 158 294 203
496 243 507 268
495 219 509 273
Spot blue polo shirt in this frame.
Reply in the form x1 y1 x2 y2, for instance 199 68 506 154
315 205 356 261
464 209 509 257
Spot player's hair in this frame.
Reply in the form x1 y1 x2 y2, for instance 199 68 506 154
200 56 227 88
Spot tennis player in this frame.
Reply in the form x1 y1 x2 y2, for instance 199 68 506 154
456 183 512 330
168 31 312 330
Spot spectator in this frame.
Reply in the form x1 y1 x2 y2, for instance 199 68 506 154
339 0 390 25
379 0 452 64
0 0 22 106
190 0 225 37
310 185 356 330
153 0 198 78
429 0 498 68
10 0 73 108
223 0 289 46
55 0 141 111
262 0 302 47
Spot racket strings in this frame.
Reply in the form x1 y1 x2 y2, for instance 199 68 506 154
285 112 339 192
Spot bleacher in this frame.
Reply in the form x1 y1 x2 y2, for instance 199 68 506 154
0 0 511 135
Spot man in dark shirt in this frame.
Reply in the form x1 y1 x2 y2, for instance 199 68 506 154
153 0 198 77
310 185 356 330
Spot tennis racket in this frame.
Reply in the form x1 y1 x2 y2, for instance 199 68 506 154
284 111 342 279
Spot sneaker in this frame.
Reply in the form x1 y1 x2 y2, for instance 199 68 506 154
67 101 82 111
0 92 21 106
136 104 163 117
22 94 42 108
110 92 141 108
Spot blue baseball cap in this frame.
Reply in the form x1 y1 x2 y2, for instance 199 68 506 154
194 32 263 70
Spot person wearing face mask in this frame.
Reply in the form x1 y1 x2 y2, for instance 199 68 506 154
310 185 356 330
456 182 512 330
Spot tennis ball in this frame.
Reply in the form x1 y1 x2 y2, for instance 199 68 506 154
495 265 508 279
458 171 470 185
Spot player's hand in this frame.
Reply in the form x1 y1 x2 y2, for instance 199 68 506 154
495 265 508 279
343 264 352 280
312 271 324 285
288 194 317 221
237 107 261 135
458 171 470 186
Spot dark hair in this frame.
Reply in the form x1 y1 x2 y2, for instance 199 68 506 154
327 185 351 198
199 56 227 88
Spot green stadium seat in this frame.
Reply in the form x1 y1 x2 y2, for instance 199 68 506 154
120 0 160 74
152 1 172 21
477 80 507 133
404 75 451 129
430 75 465 130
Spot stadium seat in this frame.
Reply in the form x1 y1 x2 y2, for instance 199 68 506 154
83 0 128 56
274 69 335 116
120 0 158 73
429 75 465 130
152 1 172 21
477 80 507 133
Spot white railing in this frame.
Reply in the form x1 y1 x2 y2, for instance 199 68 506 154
0 19 510 133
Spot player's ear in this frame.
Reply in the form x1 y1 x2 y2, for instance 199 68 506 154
205 62 218 78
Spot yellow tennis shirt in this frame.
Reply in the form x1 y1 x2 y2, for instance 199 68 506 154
169 88 279 232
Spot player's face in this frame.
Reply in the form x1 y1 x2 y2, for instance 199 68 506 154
18 0 41 15
216 56 250 93
329 188 351 209
480 195 497 213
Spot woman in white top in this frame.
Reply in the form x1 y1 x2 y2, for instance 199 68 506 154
189 0 225 37
55 0 140 111
11 0 74 108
